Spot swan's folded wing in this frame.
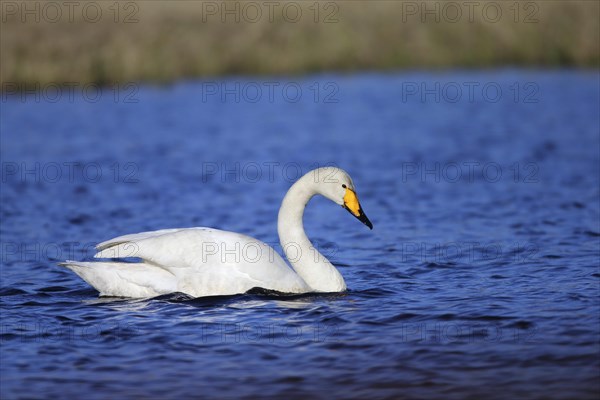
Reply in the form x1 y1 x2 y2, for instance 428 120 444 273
95 228 208 268
96 228 182 251
93 228 282 274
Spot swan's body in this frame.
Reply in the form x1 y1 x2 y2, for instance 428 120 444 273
64 228 311 297
61 167 372 298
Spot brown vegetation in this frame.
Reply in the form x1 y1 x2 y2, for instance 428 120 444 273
1 1 598 87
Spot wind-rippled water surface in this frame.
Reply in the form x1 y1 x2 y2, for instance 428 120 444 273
1 71 599 399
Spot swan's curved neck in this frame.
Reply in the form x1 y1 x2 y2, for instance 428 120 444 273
277 174 346 292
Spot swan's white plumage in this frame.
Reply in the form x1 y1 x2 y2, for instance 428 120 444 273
63 228 310 297
60 167 372 298
61 261 178 298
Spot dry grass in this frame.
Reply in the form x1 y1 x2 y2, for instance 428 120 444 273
1 0 598 87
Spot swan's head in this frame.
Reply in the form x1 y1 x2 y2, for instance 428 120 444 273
312 167 373 230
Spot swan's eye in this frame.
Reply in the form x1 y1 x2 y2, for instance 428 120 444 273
342 184 347 189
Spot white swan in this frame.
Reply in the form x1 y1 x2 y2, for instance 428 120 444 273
60 167 372 298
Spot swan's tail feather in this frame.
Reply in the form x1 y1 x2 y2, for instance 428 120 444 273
59 260 176 298
58 260 96 269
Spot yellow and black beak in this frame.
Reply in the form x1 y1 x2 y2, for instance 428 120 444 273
343 188 373 230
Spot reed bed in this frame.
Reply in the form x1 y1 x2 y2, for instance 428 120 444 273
1 0 598 88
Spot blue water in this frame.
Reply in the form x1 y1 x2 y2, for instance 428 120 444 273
1 71 599 399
